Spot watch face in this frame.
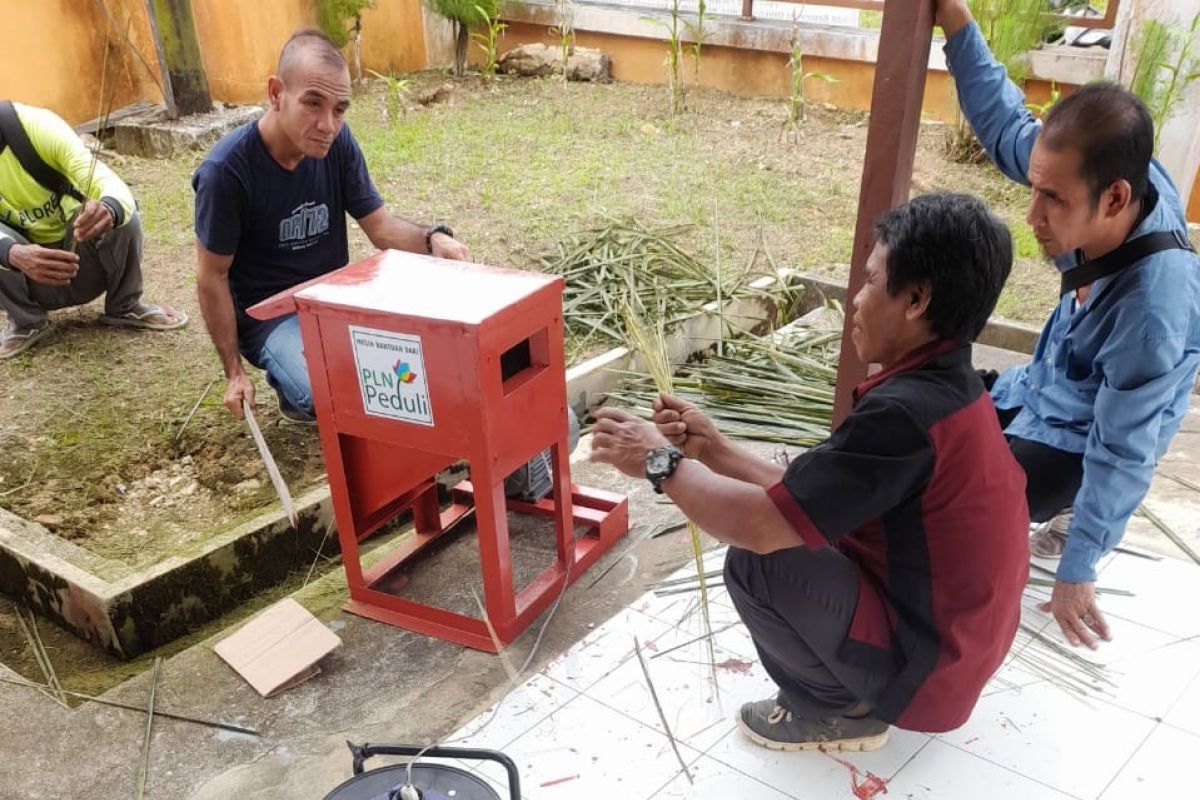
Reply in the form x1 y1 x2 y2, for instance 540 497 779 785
647 449 670 473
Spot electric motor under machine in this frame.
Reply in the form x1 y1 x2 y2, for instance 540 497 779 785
323 743 519 800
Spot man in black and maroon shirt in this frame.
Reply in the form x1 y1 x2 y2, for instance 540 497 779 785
591 193 1030 750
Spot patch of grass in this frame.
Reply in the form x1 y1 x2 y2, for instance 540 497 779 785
348 77 859 265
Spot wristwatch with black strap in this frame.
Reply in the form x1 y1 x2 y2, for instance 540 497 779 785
425 222 454 254
646 445 685 494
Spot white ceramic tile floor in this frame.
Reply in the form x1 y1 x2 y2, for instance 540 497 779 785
885 739 1077 800
474 693 703 800
538 607 671 691
648 755 795 800
1094 553 1200 639
987 611 1190 701
1097 723 1200 800
1087 637 1200 720
939 680 1158 799
440 543 1200 799
1032 608 1182 667
448 672 579 749
587 637 777 752
702 722 931 799
1163 668 1200 738
641 595 761 661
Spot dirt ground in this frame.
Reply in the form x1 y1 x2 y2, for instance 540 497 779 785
0 72 1054 562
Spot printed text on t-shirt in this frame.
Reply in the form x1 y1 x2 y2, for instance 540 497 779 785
279 201 330 250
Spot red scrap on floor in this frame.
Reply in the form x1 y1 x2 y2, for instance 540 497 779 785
822 751 889 800
713 657 754 674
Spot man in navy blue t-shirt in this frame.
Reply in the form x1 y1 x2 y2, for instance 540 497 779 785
194 27 470 423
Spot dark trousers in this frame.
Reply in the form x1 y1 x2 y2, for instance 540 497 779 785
995 405 1084 523
0 215 145 329
724 545 897 717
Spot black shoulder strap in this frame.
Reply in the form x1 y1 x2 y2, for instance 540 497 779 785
1061 230 1195 295
0 100 87 203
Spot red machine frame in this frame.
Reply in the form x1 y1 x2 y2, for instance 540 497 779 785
249 250 629 652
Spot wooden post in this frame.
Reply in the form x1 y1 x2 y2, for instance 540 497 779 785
145 0 212 117
830 0 935 427
141 0 177 118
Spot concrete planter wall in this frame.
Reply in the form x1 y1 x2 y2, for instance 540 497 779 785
788 271 1042 355
0 492 335 659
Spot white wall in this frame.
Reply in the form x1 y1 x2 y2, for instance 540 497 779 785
1108 0 1200 210
423 11 456 69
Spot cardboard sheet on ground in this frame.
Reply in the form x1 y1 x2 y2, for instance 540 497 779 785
213 598 341 697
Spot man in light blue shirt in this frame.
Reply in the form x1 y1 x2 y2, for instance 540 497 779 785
937 0 1200 650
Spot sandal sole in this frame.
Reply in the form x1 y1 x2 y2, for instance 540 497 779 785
0 325 54 359
736 715 890 752
99 313 189 331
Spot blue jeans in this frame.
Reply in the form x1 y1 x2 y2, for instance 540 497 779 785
257 314 315 420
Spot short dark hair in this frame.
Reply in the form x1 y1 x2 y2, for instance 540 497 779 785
874 193 1013 343
1040 82 1153 206
277 27 346 78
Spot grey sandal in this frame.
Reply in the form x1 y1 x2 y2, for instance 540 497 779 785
100 303 188 331
1030 510 1072 559
0 320 53 359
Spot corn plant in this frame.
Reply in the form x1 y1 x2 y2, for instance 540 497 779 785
471 3 507 81
315 0 377 82
426 0 501 76
367 69 412 123
1130 12 1200 152
315 0 376 46
687 0 707 86
1025 80 1060 117
783 30 837 140
643 0 687 115
551 0 575 81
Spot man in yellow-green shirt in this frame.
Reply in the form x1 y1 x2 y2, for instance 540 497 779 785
0 101 186 358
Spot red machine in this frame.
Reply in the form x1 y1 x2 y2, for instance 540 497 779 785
248 250 628 652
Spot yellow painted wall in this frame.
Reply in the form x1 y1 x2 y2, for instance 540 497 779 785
1190 164 1200 224
0 0 165 125
1 0 426 121
360 0 428 77
193 0 427 104
192 0 314 103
